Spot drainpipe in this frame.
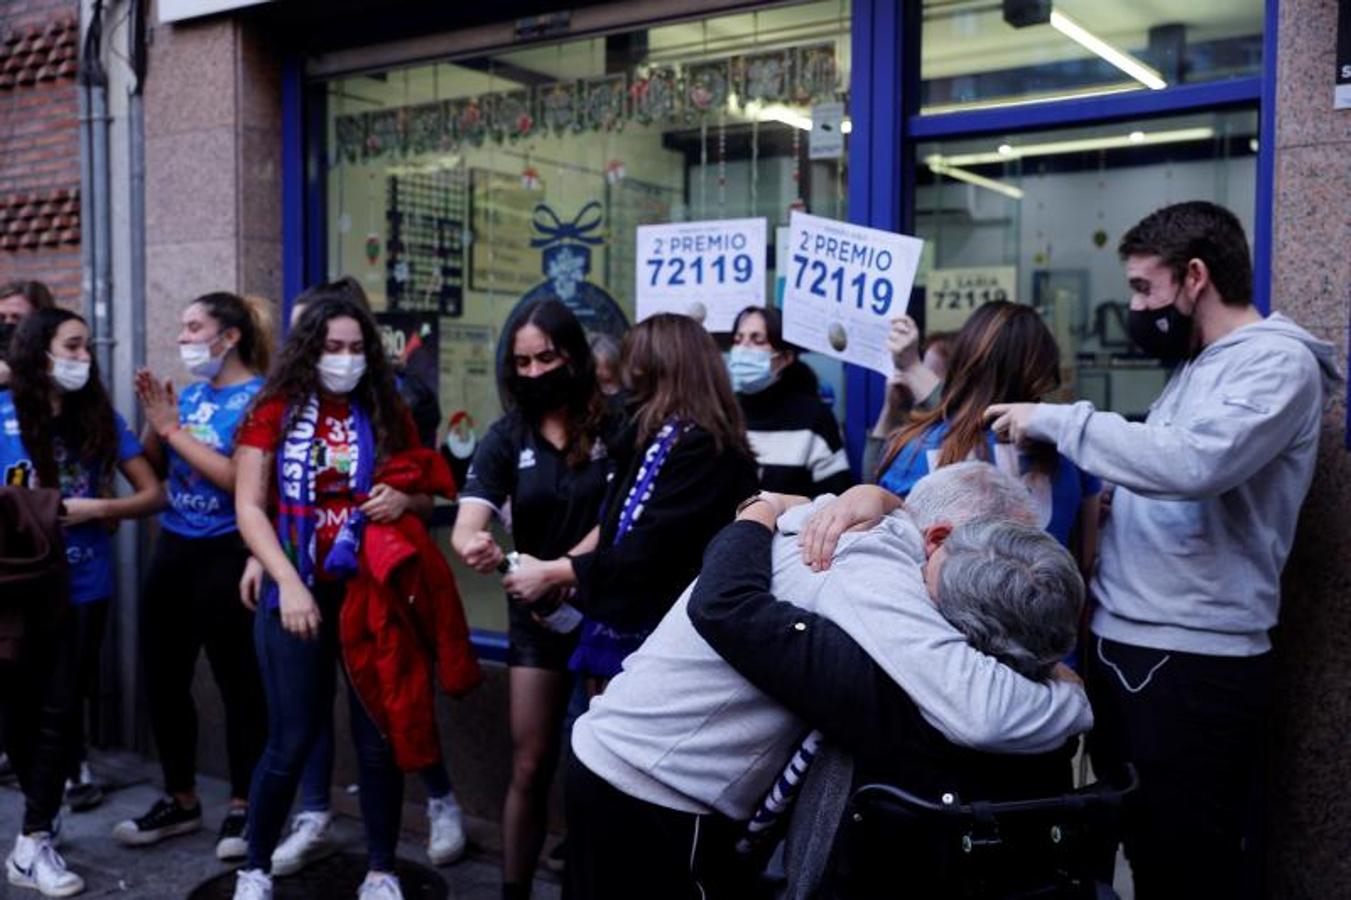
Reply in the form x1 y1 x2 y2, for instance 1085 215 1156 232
79 0 111 376
120 0 149 749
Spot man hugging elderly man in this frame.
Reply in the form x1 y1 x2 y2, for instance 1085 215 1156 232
563 461 1094 900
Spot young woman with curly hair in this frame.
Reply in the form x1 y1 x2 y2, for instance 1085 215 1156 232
230 284 431 900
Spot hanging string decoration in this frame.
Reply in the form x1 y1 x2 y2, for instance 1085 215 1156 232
334 43 838 162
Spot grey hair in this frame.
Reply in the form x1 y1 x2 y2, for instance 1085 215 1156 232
588 331 621 366
934 518 1083 680
906 461 1036 530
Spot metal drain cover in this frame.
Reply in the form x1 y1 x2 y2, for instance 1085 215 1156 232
187 852 450 899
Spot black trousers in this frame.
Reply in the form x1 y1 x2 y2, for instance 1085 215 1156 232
66 599 109 778
0 597 80 834
1086 635 1271 900
563 757 753 900
141 529 266 800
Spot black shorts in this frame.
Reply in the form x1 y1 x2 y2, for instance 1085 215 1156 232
507 599 580 671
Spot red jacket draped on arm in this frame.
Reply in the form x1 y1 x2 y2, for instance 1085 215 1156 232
341 448 482 771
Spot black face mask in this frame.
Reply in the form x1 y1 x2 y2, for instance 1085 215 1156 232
510 366 574 417
0 321 15 362
1127 291 1194 364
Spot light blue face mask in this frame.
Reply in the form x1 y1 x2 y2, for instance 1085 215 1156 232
727 346 777 394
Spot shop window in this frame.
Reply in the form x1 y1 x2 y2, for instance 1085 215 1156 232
921 0 1263 113
321 0 851 632
912 108 1258 418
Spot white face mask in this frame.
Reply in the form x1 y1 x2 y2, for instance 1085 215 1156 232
48 354 91 392
318 353 366 394
180 335 226 379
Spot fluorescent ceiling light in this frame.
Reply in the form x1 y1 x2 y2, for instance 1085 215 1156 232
757 104 812 131
921 83 1139 115
752 104 853 135
930 126 1215 167
1049 9 1167 91
927 160 1025 200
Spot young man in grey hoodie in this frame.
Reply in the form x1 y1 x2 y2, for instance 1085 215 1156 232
988 200 1342 899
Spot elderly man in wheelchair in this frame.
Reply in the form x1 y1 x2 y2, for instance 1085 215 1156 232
685 481 1132 900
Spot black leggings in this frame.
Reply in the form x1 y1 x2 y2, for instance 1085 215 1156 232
141 530 266 800
0 599 83 834
66 599 109 778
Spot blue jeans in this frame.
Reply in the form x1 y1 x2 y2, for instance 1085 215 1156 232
298 716 453 812
246 582 404 872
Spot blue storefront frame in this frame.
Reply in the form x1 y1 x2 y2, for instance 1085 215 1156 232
842 0 1280 474
280 0 1282 650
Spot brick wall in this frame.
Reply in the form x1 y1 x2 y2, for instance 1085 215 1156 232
0 0 82 305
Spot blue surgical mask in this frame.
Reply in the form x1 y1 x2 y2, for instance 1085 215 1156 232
727 346 777 394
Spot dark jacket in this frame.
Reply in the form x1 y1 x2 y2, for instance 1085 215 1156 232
0 486 69 660
570 423 758 631
688 522 1072 898
739 362 854 498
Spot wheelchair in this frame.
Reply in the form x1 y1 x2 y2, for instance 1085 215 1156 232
834 765 1138 899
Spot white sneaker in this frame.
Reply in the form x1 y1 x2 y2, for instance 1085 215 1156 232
358 872 404 900
426 794 466 866
6 832 84 897
269 811 335 877
231 868 272 900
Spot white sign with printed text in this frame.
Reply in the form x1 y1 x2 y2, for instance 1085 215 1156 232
925 266 1018 333
635 217 767 331
782 212 923 377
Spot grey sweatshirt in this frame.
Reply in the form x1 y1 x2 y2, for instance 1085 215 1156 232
1028 313 1341 656
571 500 1093 821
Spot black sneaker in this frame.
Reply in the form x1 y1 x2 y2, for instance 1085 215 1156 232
63 762 103 812
110 798 202 846
216 809 248 861
545 837 567 874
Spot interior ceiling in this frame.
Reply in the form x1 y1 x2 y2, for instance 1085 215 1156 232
922 0 1264 78
324 0 1262 109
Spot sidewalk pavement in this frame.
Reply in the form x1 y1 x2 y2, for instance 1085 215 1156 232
0 750 560 900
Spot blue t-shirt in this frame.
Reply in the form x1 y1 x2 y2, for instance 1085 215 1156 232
161 377 263 538
0 390 144 604
877 421 1101 548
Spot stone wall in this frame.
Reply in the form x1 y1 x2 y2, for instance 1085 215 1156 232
143 7 282 382
1267 0 1351 895
0 0 81 302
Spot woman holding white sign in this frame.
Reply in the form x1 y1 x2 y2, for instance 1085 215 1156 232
873 302 1101 579
728 305 853 497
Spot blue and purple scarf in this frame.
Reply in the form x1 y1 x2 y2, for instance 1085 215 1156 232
569 418 692 678
263 396 375 609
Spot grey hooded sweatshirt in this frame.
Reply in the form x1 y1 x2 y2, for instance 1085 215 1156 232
1027 313 1341 656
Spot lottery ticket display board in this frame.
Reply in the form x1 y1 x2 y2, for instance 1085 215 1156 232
782 211 923 377
634 217 767 331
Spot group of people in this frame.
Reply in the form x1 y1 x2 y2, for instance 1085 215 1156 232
0 199 1337 900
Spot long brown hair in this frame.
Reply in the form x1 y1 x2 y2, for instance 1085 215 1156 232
621 313 752 459
880 302 1061 476
497 298 608 467
9 308 118 488
255 285 411 463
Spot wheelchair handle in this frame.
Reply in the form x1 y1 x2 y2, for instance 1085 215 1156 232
851 764 1139 820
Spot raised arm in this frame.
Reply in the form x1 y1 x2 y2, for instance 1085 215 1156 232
688 515 941 755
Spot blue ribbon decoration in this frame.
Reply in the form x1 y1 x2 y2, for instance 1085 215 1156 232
530 201 605 249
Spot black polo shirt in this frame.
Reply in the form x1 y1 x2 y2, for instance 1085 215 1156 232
461 409 615 559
